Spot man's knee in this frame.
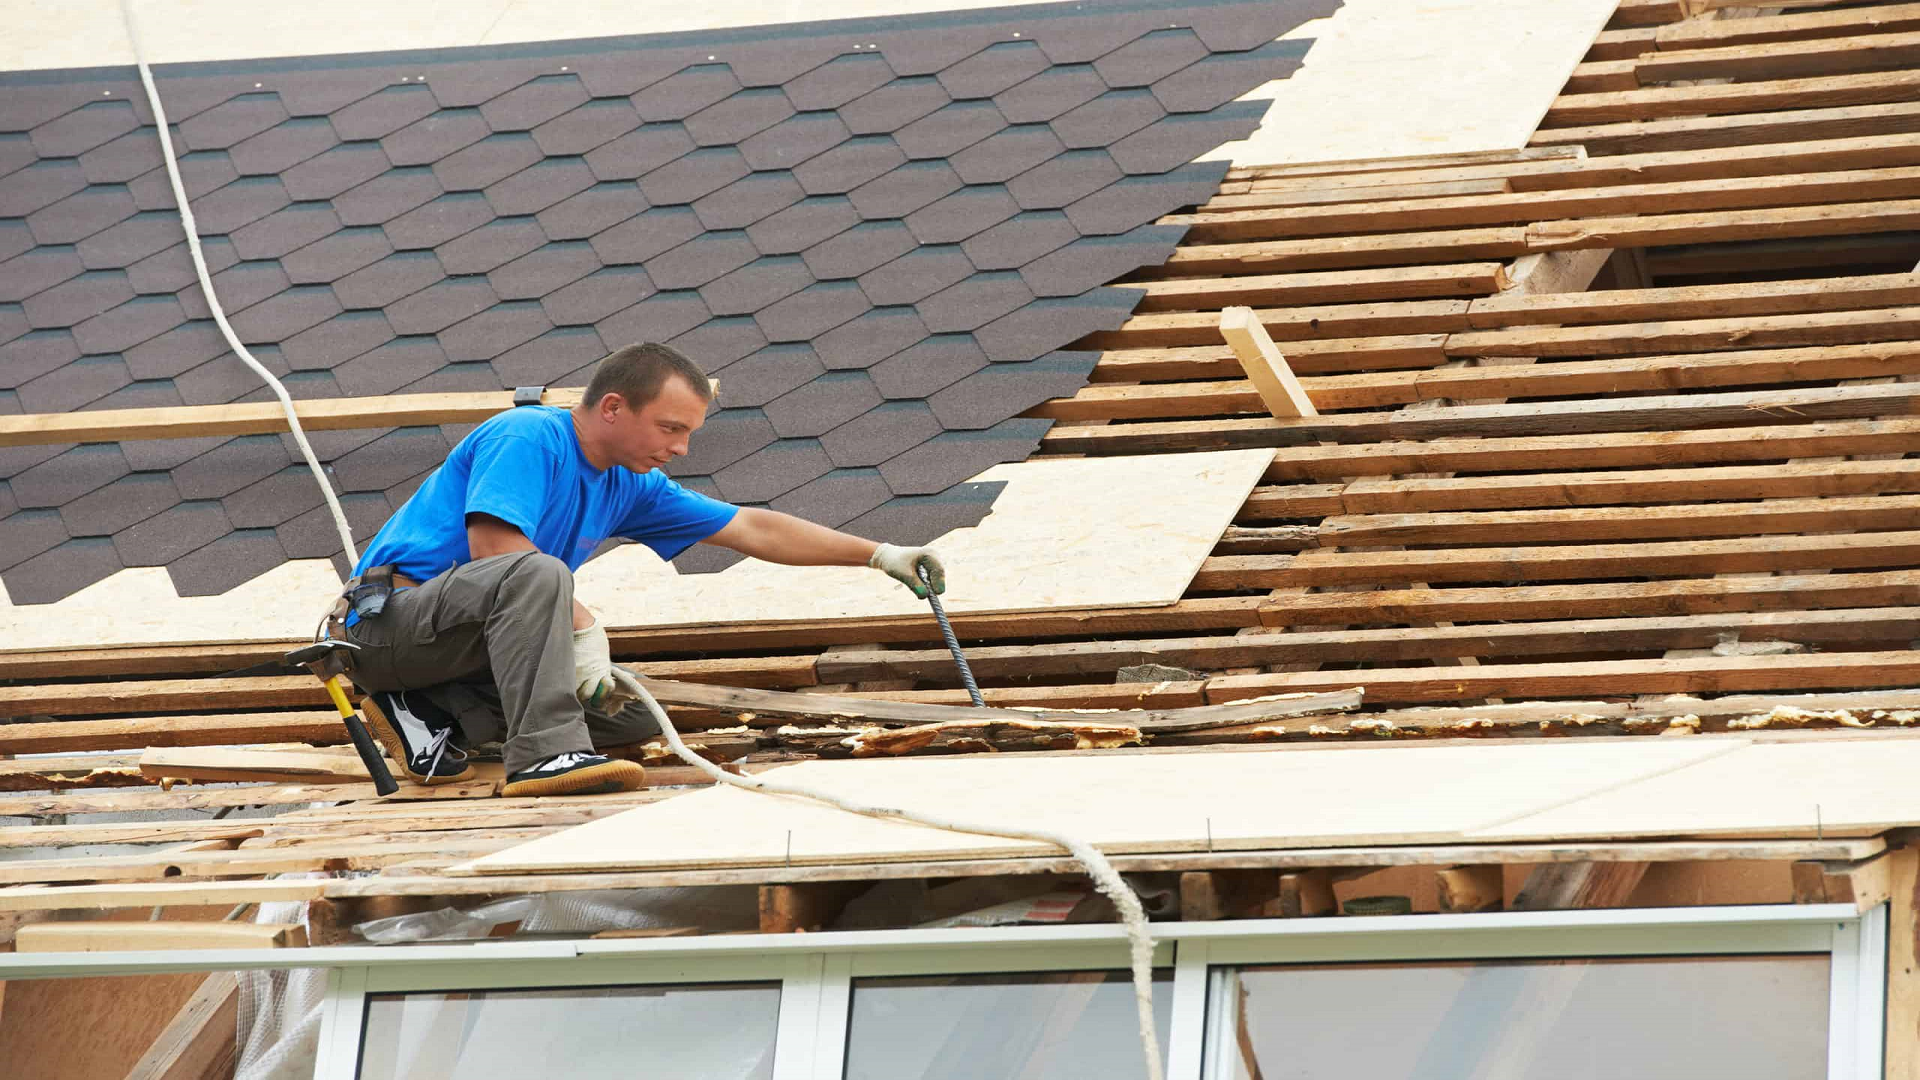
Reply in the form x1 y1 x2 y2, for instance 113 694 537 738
495 551 572 601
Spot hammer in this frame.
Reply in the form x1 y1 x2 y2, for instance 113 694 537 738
285 640 399 796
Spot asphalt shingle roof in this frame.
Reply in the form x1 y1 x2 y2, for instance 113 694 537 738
0 0 1328 602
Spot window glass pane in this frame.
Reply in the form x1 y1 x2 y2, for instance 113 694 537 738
357 981 780 1080
1220 955 1828 1080
846 970 1172 1080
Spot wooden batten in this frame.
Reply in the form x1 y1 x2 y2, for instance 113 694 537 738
1218 306 1318 419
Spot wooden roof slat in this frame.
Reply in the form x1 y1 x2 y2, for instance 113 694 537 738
814 609 1920 682
1256 571 1920 628
1207 650 1920 705
1168 166 1920 243
1544 68 1920 127
1653 2 1920 51
1634 28 1920 85
1256 422 1920 484
1531 98 1920 155
1315 458 1920 514
1274 530 1920 587
1045 382 1920 457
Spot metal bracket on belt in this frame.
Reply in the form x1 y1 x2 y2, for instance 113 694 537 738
512 385 545 407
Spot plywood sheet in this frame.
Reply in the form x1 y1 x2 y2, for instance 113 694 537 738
457 739 1738 874
578 449 1274 628
1472 739 1920 842
1206 0 1619 166
0 450 1273 651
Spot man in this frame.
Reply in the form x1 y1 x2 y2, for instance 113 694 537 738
335 342 945 797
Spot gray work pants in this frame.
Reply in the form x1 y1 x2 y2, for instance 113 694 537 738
341 551 660 775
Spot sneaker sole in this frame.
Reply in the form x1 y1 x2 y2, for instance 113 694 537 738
502 759 646 798
360 695 476 786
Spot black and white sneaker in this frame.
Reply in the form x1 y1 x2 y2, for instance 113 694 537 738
361 690 475 785
503 751 645 797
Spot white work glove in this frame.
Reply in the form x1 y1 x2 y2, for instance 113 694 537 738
869 543 946 598
571 617 645 711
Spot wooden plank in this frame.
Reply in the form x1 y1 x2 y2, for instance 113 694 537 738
1222 146 1585 182
1250 132 1920 195
1367 461 1869 528
1206 651 1920 704
1047 383 1920 458
1196 177 1513 212
1448 306 1920 357
1531 99 1920 155
1146 227 1531 278
1046 338 1920 421
1790 854 1895 909
1545 69 1920 127
138 746 378 785
1088 336 1450 384
814 610 1920 681
1272 432 1920 491
1523 199 1920 255
0 712 347 755
1084 300 1472 350
1218 307 1317 419
1888 847 1920 1080
1609 0 1688 29
1319 495 1920 546
1587 26 1660 62
1169 166 1920 243
1565 58 1642 95
1272 530 1920 586
1130 263 1507 313
1255 571 1920 628
0 779 496 819
1634 30 1920 85
1464 273 1920 329
125 972 239 1080
0 653 823 717
15 921 306 952
638 678 1361 735
1656 3 1920 50
0 388 584 448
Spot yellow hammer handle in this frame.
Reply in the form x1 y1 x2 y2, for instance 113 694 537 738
323 676 355 717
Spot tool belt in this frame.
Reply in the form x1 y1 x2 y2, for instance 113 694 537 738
324 565 421 648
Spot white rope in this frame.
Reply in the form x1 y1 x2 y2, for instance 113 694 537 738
117 0 359 564
116 2 1161 1071
631 683 1166 1080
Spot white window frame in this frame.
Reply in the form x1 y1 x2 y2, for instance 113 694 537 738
0 903 1883 1079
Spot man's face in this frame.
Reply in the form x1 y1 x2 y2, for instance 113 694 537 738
605 376 709 473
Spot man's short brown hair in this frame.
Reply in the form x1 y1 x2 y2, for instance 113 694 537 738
583 342 714 411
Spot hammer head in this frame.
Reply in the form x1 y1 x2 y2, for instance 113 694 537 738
284 638 358 680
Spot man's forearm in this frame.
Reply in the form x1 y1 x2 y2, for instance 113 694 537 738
708 507 880 566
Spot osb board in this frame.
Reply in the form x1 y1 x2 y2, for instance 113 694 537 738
456 739 1739 874
578 449 1274 628
1206 0 1619 165
1477 739 1920 842
0 450 1273 651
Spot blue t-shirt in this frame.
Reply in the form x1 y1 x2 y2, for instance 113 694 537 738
353 406 738 583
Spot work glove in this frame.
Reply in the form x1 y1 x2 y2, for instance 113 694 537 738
571 618 646 711
869 543 946 598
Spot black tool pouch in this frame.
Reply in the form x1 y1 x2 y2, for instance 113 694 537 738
345 564 396 621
